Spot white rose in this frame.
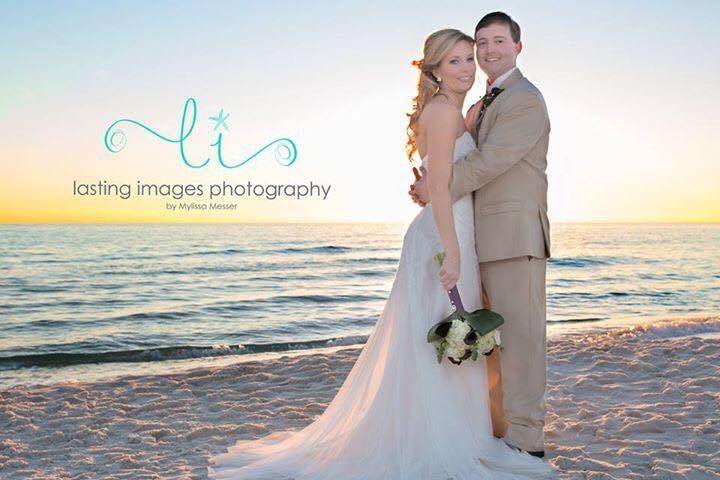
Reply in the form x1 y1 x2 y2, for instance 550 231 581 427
446 319 471 346
446 344 467 361
475 330 499 354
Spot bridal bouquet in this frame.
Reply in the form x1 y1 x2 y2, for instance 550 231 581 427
427 252 503 365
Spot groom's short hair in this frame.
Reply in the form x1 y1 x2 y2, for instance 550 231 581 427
475 12 521 43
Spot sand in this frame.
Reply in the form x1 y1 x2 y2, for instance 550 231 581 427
1 315 718 479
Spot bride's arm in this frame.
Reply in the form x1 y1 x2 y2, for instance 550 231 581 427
424 102 462 290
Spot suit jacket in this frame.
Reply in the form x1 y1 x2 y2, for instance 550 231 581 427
449 68 551 263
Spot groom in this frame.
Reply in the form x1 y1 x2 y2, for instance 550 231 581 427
410 12 551 457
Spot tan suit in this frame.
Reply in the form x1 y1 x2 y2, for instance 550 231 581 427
449 68 551 452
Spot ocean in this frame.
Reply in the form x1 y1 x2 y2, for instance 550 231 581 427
1 223 719 389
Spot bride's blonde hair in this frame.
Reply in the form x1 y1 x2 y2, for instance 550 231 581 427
406 29 474 161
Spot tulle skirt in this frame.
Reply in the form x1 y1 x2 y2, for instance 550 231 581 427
208 195 556 479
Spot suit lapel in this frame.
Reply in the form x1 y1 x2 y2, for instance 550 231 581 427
473 68 525 143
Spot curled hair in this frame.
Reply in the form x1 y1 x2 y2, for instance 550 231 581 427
406 29 474 161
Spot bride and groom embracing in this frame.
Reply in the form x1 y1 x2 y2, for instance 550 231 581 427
209 11 554 479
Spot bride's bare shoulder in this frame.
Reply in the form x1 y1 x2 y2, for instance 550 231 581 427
418 96 463 130
416 96 464 155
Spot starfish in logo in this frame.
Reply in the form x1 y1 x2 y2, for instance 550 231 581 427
209 108 230 131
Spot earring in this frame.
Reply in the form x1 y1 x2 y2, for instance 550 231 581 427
436 76 442 83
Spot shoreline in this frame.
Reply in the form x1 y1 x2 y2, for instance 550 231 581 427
1 315 718 479
3 311 719 392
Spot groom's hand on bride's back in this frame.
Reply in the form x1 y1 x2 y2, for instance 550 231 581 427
409 166 429 207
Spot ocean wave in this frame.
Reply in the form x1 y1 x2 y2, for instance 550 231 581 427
549 256 665 268
351 268 395 277
100 266 242 276
254 293 386 304
340 256 399 265
588 315 720 341
0 335 370 370
547 317 606 324
549 290 681 300
268 245 353 254
18 285 70 293
549 257 615 267
95 256 398 278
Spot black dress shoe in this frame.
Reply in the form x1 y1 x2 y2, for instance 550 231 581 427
503 440 545 458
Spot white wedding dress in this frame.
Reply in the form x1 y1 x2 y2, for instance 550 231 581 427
208 131 556 479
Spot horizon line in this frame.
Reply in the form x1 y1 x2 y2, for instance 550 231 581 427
2 221 719 226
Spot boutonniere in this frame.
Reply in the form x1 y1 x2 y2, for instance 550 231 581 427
480 87 504 109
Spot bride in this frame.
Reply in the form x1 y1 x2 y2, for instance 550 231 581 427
208 29 555 479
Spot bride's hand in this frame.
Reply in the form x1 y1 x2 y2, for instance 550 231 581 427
439 253 460 290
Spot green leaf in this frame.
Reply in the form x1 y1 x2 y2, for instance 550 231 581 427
436 339 447 363
426 316 459 342
433 251 446 269
461 309 504 335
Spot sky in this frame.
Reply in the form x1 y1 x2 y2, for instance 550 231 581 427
1 0 718 223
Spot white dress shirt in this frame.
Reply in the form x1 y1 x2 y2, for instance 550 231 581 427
486 66 517 93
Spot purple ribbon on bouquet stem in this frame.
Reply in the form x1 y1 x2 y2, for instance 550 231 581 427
447 285 465 313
